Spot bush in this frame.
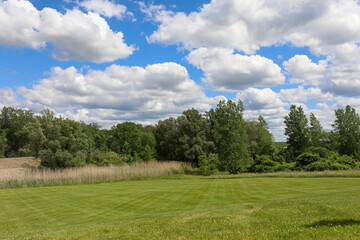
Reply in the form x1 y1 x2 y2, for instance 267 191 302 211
305 147 330 158
198 154 219 176
274 162 296 172
40 148 86 169
252 155 279 173
305 161 330 171
296 153 320 168
335 155 357 168
330 162 351 170
91 150 123 166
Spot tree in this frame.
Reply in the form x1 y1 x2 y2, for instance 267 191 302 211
332 105 360 156
209 100 250 173
0 129 7 158
284 105 309 158
155 117 178 160
0 107 34 156
245 116 275 160
176 108 214 165
309 113 323 148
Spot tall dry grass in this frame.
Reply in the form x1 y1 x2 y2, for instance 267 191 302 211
0 161 183 189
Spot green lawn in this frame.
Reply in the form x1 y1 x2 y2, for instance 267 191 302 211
1 176 360 239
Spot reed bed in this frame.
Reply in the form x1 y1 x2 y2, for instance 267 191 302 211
0 161 183 188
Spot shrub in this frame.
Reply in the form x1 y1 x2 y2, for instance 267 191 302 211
198 154 219 176
296 153 320 168
305 161 330 171
274 162 296 172
91 150 123 166
335 155 357 168
252 155 279 173
305 147 330 158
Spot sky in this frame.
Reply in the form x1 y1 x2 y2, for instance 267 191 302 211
1 0 360 141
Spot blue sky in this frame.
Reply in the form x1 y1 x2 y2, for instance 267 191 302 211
1 0 360 141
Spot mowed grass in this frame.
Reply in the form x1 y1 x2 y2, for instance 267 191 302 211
1 176 360 239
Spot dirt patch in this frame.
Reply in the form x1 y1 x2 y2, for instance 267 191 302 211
0 157 40 168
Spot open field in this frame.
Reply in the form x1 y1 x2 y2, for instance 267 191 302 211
1 176 360 239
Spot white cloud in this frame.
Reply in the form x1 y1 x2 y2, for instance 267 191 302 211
16 63 223 123
0 0 43 48
146 0 330 53
283 55 327 86
39 8 135 62
236 88 286 110
279 86 333 103
187 48 285 91
0 88 20 109
0 0 135 63
79 0 132 20
286 0 360 55
285 44 360 97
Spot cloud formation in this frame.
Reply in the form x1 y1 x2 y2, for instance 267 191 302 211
0 0 134 62
14 63 223 124
187 48 285 91
79 0 132 20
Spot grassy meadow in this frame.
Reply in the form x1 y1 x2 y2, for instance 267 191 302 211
1 175 360 239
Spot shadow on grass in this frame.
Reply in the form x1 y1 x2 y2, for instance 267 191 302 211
305 219 360 228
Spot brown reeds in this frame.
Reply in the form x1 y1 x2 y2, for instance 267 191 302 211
0 161 183 189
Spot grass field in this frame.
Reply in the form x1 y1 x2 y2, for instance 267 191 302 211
1 176 360 239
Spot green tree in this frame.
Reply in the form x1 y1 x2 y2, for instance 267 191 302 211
332 105 360 156
0 129 7 158
155 117 178 160
284 105 309 159
309 113 323 147
245 116 275 160
0 107 34 156
176 108 214 164
23 118 46 157
209 100 250 173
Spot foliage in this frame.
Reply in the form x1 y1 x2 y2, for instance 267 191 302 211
176 109 214 164
208 100 250 173
296 152 320 168
305 146 331 158
245 116 275 159
305 160 330 171
251 155 279 173
284 105 309 158
309 113 324 147
91 150 123 166
0 128 7 158
333 105 360 156
198 154 220 175
0 107 34 157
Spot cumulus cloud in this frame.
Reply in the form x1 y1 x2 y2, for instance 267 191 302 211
145 0 360 98
284 44 360 97
236 88 286 110
146 0 360 54
145 0 330 53
283 55 327 86
16 63 223 123
187 48 285 91
0 88 20 109
0 0 43 48
78 0 132 20
279 86 333 103
0 0 134 63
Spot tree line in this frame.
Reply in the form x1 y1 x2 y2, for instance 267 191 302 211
0 101 360 174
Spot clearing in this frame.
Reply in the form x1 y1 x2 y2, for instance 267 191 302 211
1 176 360 239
